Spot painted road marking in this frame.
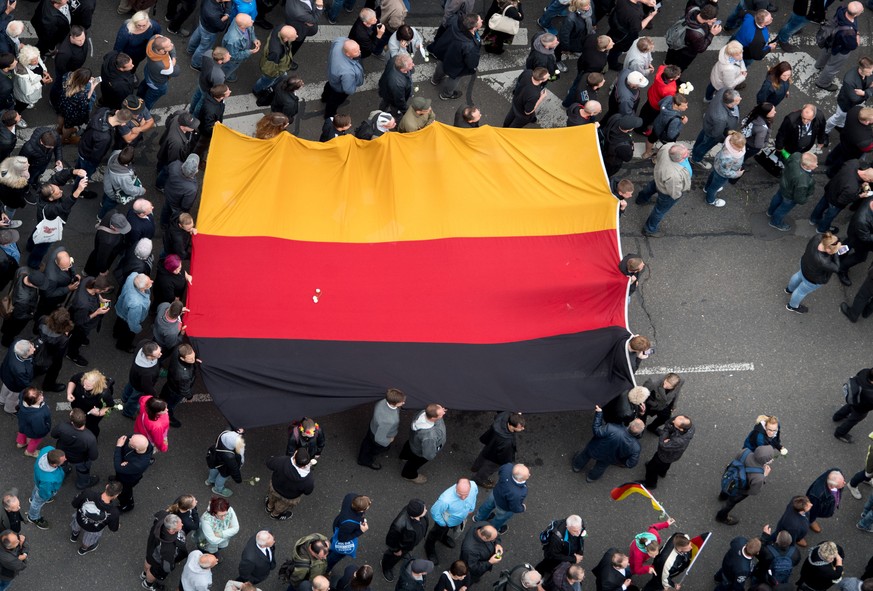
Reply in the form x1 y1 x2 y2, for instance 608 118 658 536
636 362 756 375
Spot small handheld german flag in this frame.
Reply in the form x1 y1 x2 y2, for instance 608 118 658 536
610 482 663 513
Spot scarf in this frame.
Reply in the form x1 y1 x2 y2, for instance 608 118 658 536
145 37 172 70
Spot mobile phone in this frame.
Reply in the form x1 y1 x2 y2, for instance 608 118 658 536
101 301 110 309
644 347 654 356
837 245 850 255
93 76 101 84
655 2 661 8
714 19 722 25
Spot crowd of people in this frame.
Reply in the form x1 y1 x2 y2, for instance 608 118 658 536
0 0 867 590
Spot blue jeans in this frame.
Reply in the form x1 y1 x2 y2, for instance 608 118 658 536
328 0 357 21
121 383 142 418
777 13 809 43
704 169 730 204
538 0 568 33
222 59 245 81
28 486 49 520
809 195 844 233
206 468 228 491
98 193 118 219
571 448 610 480
188 24 218 69
475 492 514 529
725 0 746 30
253 74 279 95
768 190 797 226
637 181 679 233
0 579 11 591
189 87 204 116
705 82 717 101
691 130 721 163
858 493 873 529
787 268 822 308
137 78 169 111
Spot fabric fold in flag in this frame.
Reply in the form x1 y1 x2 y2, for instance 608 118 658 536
187 123 636 428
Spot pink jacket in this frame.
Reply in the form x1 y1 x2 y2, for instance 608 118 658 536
628 521 670 576
134 395 169 453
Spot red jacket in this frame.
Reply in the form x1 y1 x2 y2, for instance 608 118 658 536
628 521 671 575
647 65 677 110
134 395 169 453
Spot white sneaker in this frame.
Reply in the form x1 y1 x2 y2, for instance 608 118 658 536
691 159 712 170
848 484 862 500
17 118 27 128
556 61 568 73
709 198 726 207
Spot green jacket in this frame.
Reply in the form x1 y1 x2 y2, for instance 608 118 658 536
779 153 816 205
286 533 329 586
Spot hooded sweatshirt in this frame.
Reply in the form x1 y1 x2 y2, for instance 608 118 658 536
478 411 519 465
128 347 160 395
525 33 557 75
33 446 64 499
651 95 684 143
180 550 213 591
710 44 747 91
409 411 446 460
103 150 145 203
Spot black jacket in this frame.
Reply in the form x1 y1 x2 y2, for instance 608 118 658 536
775 110 827 154
837 68 873 113
798 543 845 591
717 537 755 591
54 35 88 81
395 559 430 591
9 268 39 321
69 0 96 29
655 421 695 463
84 225 125 277
113 438 153 484
161 354 197 402
331 492 367 543
847 198 873 247
146 511 188 578
209 430 243 482
602 117 635 168
592 548 631 591
284 0 321 41
200 0 231 33
20 127 62 169
805 468 844 521
427 16 480 79
642 376 684 412
537 522 584 575
31 0 71 52
157 111 196 167
848 368 873 411
0 70 12 111
270 86 299 121
51 421 98 463
824 160 864 208
266 455 315 500
378 59 413 113
78 108 116 165
775 500 810 545
349 18 378 59
99 51 137 111
385 509 429 552
837 105 873 161
0 126 14 161
601 390 644 426
799 234 840 285
649 533 692 589
164 223 193 261
460 526 498 582
577 34 608 74
198 94 225 139
238 534 276 584
477 411 518 466
72 489 120 533
152 264 187 309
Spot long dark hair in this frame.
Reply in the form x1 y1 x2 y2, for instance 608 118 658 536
768 61 792 89
743 102 775 127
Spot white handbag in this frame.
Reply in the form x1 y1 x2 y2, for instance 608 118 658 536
488 6 520 35
32 212 64 244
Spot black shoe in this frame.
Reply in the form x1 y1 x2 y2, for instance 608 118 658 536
835 433 854 443
254 18 273 29
78 542 99 555
443 536 455 549
428 553 440 566
381 558 395 582
784 287 793 294
642 228 662 238
70 530 80 543
786 303 809 314
716 514 739 525
841 302 858 323
167 26 191 37
838 272 852 287
817 83 839 92
290 60 299 71
497 525 508 534
120 504 134 513
169 417 182 428
76 475 99 490
357 461 381 470
66 354 88 367
43 383 65 392
439 91 462 100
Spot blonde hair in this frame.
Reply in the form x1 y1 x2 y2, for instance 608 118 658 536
0 156 29 188
82 370 108 394
725 40 744 57
818 542 838 562
726 130 746 149
757 414 777 426
570 0 590 11
254 112 289 139
635 36 654 52
127 11 152 33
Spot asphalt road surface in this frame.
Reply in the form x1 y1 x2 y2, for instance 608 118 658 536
0 0 872 590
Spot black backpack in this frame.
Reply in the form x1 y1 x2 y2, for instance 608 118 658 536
538 519 564 546
720 449 764 497
815 16 853 48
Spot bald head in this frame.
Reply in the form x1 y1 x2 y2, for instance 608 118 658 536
279 25 298 42
583 100 602 116
129 434 150 453
55 250 71 269
456 478 472 499
512 464 530 482
847 1 864 16
478 525 498 541
199 553 219 568
343 39 361 58
235 13 253 27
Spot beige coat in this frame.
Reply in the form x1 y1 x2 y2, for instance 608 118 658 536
653 143 692 199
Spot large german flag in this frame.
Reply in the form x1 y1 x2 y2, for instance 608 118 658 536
186 123 634 428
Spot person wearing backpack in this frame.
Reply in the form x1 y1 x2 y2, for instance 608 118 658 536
69 480 122 556
752 528 800 586
204 429 245 498
664 4 721 71
775 0 836 52
814 2 863 92
536 515 585 576
833 369 873 442
470 412 525 489
715 445 774 525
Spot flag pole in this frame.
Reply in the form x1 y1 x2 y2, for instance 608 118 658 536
679 533 713 583
638 483 670 520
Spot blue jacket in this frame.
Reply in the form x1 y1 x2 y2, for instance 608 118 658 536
830 6 859 55
584 411 640 467
327 37 364 95
733 14 770 60
0 348 32 392
115 272 151 334
717 537 754 591
492 463 527 513
33 446 65 500
223 22 257 62
230 0 257 20
17 393 51 439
